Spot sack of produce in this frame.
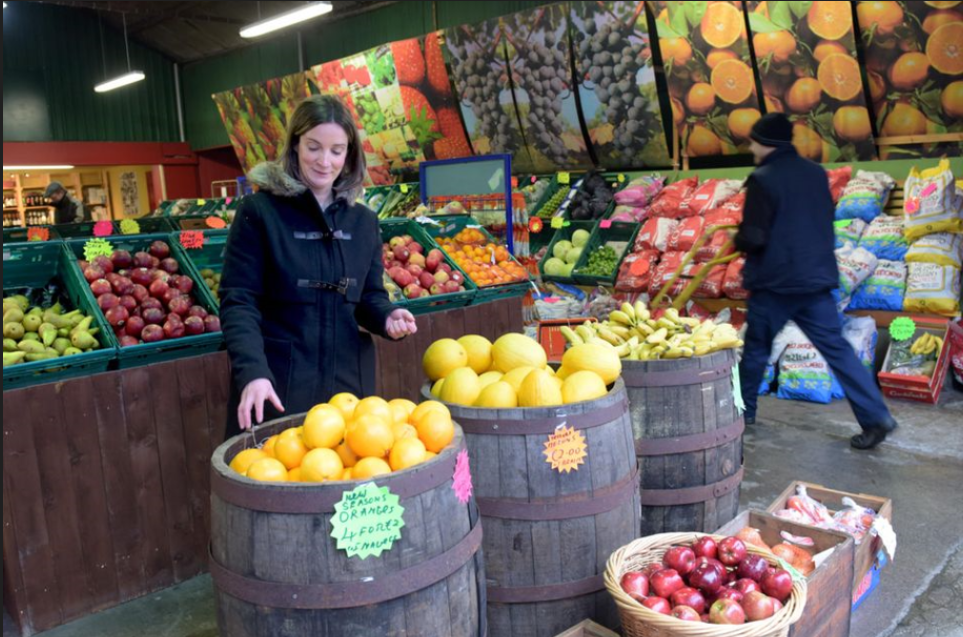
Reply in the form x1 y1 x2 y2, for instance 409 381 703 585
903 159 962 242
678 179 743 217
614 175 665 207
776 323 842 404
843 315 878 373
648 252 686 297
835 170 896 223
834 245 878 311
615 251 660 293
666 216 706 253
647 176 699 219
687 264 727 299
849 260 907 312
835 218 867 250
705 194 745 228
904 262 962 317
634 217 678 252
610 205 648 223
859 216 909 261
827 166 853 203
905 232 963 268
696 230 736 263
723 257 749 300
950 320 963 386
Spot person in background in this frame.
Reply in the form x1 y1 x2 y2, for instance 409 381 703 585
735 113 898 451
45 182 86 225
220 95 418 439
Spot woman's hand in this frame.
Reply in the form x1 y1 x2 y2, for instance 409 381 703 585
238 379 285 431
386 309 418 340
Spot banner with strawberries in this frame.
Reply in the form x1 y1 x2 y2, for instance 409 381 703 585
856 0 963 160
747 1 878 162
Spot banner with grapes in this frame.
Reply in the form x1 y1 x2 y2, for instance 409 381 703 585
445 18 536 173
572 1 673 168
503 4 594 172
647 0 764 158
856 0 963 160
747 1 877 162
213 72 312 173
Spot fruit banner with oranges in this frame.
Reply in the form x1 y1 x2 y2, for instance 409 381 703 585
647 0 765 158
856 1 963 159
747 1 878 162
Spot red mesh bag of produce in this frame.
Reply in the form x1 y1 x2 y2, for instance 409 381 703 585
724 257 750 300
615 250 660 292
950 320 963 386
667 216 706 253
649 252 687 297
678 179 744 217
705 192 746 228
828 166 853 204
696 230 736 263
648 177 699 219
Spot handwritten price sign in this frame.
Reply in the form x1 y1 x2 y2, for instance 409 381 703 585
331 483 405 560
180 231 205 250
543 426 587 474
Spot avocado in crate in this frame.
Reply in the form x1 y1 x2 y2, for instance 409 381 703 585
572 222 640 287
539 221 596 284
3 242 117 389
64 234 223 368
174 230 229 305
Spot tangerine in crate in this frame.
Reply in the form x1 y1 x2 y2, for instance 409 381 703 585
440 233 529 288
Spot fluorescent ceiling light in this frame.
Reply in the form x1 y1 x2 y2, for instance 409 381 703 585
3 166 75 171
95 71 146 93
240 2 332 38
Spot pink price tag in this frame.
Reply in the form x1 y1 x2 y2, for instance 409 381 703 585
531 175 538 184
93 220 114 237
600 220 613 229
905 198 920 215
452 450 473 505
225 197 233 205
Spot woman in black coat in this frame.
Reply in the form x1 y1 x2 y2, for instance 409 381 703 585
220 95 417 438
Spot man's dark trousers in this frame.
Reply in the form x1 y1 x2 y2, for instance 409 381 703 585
740 290 891 431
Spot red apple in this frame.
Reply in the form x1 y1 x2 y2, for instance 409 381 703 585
670 587 706 614
715 588 744 605
689 564 726 595
732 578 762 597
149 256 161 269
642 597 671 615
405 284 425 299
84 265 105 283
761 569 793 603
117 269 131 278
388 260 404 270
429 284 445 296
173 275 194 295
142 308 166 325
132 284 150 304
141 324 165 343
126 316 146 338
695 557 727 573
433 270 450 285
161 288 182 307
119 295 138 312
718 538 749 567
671 606 702 622
388 237 407 250
408 252 426 268
168 296 192 317
149 241 171 259
619 572 649 603
160 258 180 274
742 591 776 622
140 297 163 312
188 306 209 320
406 264 424 278
392 245 411 263
693 537 718 560
737 555 770 583
444 281 461 294
118 335 138 347
438 263 452 276
111 250 133 270
772 599 784 614
408 242 424 255
164 319 186 340
150 270 170 283
111 276 134 296
450 271 465 285
93 256 114 274
641 563 665 578
710 599 746 625
98 293 120 311
663 547 697 577
78 260 89 270
203 315 221 333
130 268 152 287
184 316 205 336
133 252 153 268
419 272 436 290
426 249 444 272
90 279 113 297
149 279 170 299
105 306 129 328
650 569 685 599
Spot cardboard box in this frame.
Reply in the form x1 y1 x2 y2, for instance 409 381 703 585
554 620 620 637
766 482 893 599
718 510 855 637
878 317 951 405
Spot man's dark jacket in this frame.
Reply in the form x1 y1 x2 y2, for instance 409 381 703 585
735 145 839 295
220 163 396 438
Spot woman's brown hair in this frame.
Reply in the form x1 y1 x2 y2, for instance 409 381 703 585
279 94 367 202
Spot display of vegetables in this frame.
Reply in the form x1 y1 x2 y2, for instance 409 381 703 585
567 172 615 221
561 302 743 361
200 268 221 302
576 244 622 278
535 187 571 219
3 294 102 366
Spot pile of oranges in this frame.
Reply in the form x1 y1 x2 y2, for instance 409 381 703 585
229 394 456 483
439 231 528 288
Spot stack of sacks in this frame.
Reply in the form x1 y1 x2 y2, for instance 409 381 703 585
835 170 897 223
848 216 909 312
835 218 867 250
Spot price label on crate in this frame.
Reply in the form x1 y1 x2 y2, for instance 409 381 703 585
180 231 205 250
27 227 50 242
452 450 473 505
543 426 587 474
889 317 916 342
93 220 114 237
551 217 568 230
558 172 571 185
331 483 405 560
599 220 613 229
197 199 207 206
400 184 410 194
205 216 227 230
84 238 114 262
119 218 141 235
529 218 544 234
618 174 626 183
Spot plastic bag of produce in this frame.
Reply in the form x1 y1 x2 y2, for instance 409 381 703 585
614 175 665 207
635 218 679 252
776 324 840 404
696 230 736 263
905 233 963 269
678 179 743 217
843 315 878 372
724 257 749 300
610 205 648 223
705 197 745 228
827 166 853 204
649 252 686 297
949 320 963 386
615 250 660 293
835 170 896 223
849 260 907 312
903 159 962 242
835 218 867 250
648 177 699 219
904 262 962 317
834 246 878 310
858 216 909 261
667 216 706 253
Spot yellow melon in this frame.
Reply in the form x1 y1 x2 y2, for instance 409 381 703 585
457 335 494 375
561 344 622 385
431 378 445 398
492 333 548 373
562 371 609 405
555 366 573 381
502 366 537 393
423 339 468 381
474 381 518 408
518 369 563 408
478 371 504 389
439 367 482 406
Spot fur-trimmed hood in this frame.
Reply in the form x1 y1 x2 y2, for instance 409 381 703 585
247 162 308 198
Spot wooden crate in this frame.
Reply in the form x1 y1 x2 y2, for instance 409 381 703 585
878 317 952 405
766 482 893 599
718 510 855 637
554 620 620 637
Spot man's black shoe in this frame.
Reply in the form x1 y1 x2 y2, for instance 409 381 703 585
851 419 898 450
745 416 756 426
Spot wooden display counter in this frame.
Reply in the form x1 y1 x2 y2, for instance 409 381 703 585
2 297 523 636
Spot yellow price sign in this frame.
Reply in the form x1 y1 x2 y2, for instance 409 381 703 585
400 184 410 194
558 172 570 185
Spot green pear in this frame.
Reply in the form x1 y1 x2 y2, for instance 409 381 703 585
17 340 45 354
3 338 19 352
3 308 24 325
53 338 72 355
63 348 84 357
71 331 98 351
26 352 58 362
2 352 26 367
22 332 40 342
40 323 58 347
3 322 25 340
22 314 43 333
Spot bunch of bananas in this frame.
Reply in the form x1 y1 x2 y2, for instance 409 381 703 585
910 332 944 358
560 302 744 361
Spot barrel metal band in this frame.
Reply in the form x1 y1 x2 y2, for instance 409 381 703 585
622 360 732 388
211 449 459 515
209 522 483 610
477 469 639 521
635 419 745 457
455 399 628 436
639 467 744 507
486 574 605 604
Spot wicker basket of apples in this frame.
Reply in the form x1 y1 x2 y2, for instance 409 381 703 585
604 533 806 637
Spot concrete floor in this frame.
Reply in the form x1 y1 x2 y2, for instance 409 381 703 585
4 382 962 637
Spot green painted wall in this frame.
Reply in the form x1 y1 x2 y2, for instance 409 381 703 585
182 0 555 150
2 1 179 143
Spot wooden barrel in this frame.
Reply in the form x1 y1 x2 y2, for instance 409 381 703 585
210 417 486 637
426 380 639 636
622 350 745 536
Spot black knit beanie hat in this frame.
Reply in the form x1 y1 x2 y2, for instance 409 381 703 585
750 113 794 147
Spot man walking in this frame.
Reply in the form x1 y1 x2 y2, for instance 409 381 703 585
736 113 897 450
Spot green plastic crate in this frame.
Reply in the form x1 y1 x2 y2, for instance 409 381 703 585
120 217 175 235
3 242 117 390
3 226 62 245
532 174 580 220
538 220 598 285
63 234 223 369
572 221 641 288
379 221 476 316
54 221 104 239
173 230 229 306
